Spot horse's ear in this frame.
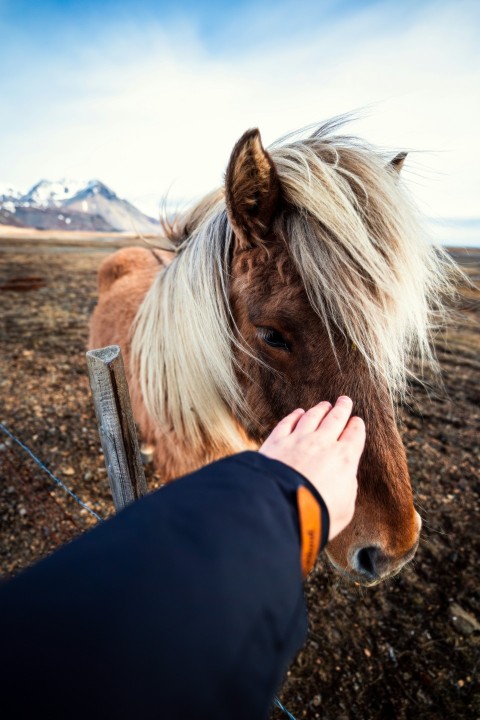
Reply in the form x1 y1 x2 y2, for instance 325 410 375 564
389 152 407 173
225 128 281 246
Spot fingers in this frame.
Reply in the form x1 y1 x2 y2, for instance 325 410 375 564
263 397 363 449
266 408 305 442
294 401 332 435
339 416 366 456
314 396 353 440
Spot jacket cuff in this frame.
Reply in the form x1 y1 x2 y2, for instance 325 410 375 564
233 452 330 578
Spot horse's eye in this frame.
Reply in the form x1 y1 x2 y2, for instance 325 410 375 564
260 328 291 352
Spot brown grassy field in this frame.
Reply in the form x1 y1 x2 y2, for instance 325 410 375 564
0 234 478 719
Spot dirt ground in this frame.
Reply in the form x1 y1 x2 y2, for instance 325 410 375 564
0 239 478 719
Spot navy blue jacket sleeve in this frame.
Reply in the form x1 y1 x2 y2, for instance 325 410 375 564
0 451 329 720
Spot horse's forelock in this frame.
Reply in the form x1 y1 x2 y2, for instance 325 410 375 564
269 132 456 398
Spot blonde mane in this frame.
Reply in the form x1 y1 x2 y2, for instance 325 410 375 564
132 120 455 452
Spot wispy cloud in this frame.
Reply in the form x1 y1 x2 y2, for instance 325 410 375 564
1 0 479 226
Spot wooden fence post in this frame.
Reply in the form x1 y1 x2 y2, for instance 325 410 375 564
86 345 147 512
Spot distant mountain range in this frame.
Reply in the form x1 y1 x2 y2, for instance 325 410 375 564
1 179 478 247
0 179 160 233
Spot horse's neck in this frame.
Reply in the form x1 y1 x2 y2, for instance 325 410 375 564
151 423 258 484
151 434 232 483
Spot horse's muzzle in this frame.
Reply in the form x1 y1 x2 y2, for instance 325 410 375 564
351 542 418 585
346 511 422 585
326 510 422 585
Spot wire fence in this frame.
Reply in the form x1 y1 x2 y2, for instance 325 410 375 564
0 419 297 720
0 421 103 522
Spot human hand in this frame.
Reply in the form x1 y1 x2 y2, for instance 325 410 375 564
259 397 365 541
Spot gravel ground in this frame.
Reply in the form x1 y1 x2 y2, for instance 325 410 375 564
0 241 479 719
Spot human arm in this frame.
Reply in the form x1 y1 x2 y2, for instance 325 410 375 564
0 398 364 720
0 453 322 720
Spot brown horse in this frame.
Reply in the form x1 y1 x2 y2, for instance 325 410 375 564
89 120 454 585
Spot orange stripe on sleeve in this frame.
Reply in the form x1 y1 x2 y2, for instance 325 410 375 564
297 485 322 578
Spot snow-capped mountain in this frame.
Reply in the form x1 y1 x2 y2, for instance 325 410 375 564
0 184 22 202
63 180 160 234
0 185 23 226
0 179 160 233
20 179 88 208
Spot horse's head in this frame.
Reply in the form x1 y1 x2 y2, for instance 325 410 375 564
222 127 439 584
134 121 453 585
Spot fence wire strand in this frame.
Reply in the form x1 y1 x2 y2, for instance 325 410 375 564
0 421 104 523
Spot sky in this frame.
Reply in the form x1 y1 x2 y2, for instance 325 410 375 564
1 0 479 243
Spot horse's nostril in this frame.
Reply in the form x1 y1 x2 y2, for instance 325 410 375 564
355 546 379 579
